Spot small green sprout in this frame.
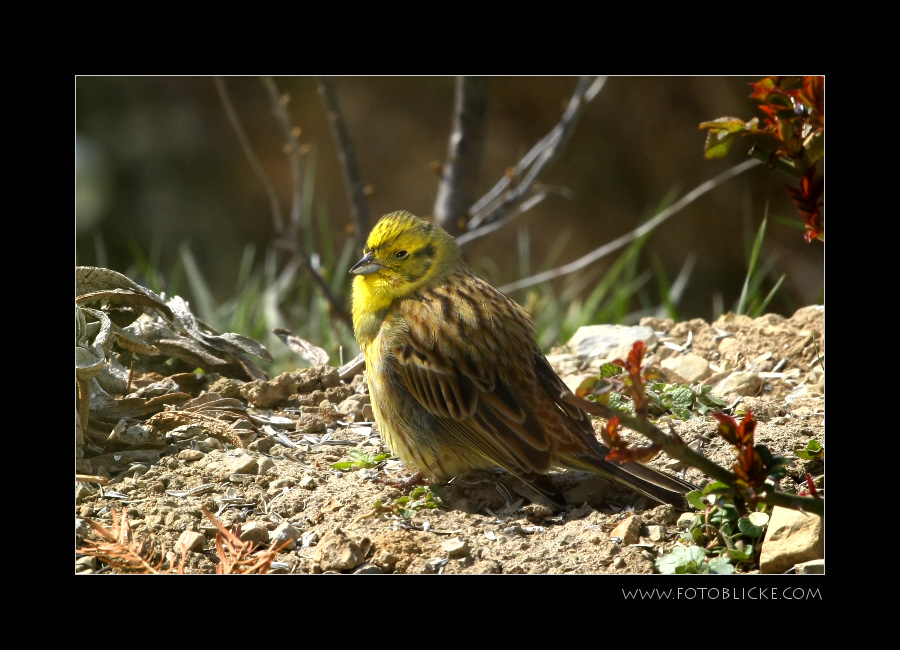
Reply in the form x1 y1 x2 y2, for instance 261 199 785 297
331 449 391 471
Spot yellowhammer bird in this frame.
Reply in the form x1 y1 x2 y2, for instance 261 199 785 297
350 210 697 510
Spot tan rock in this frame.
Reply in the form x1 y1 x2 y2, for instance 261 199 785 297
611 515 643 545
759 506 824 574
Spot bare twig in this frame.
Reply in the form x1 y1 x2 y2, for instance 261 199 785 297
317 76 371 243
433 76 490 236
75 474 110 485
499 158 761 293
260 77 351 326
260 77 303 229
338 351 366 381
214 77 284 233
458 76 606 248
561 392 824 517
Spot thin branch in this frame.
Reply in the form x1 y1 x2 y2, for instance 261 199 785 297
498 158 761 293
458 76 606 248
561 393 824 517
214 77 284 233
260 77 351 327
260 77 303 228
317 76 371 244
433 76 490 236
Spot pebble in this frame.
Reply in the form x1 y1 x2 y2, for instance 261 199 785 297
75 556 98 573
177 530 207 552
239 521 270 544
269 522 302 551
442 537 469 558
646 525 666 541
611 515 643 546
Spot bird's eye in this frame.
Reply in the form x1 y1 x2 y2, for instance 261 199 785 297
396 250 408 259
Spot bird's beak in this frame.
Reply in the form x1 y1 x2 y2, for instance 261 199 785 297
349 251 383 276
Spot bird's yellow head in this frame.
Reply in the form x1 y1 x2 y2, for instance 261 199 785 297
350 211 462 343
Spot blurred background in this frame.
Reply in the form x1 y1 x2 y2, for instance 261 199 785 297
75 76 824 374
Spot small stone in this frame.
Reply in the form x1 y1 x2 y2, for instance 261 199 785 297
646 525 666 542
75 556 98 573
239 521 270 545
522 503 554 521
200 437 223 451
75 482 96 504
361 404 375 420
178 449 205 462
567 324 656 362
661 354 712 384
299 413 326 433
299 476 317 490
315 527 370 572
338 394 371 419
613 557 626 569
218 454 258 479
643 504 680 526
270 478 295 489
713 371 763 397
75 518 91 537
269 522 301 551
641 549 657 561
256 457 275 475
442 537 469 558
611 515 643 545
177 530 207 552
372 550 400 572
677 512 696 529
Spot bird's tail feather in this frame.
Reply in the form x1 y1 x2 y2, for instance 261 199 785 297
586 458 697 510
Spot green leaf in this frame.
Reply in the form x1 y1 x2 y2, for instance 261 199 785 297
666 385 696 410
670 407 692 421
686 490 707 511
331 461 354 470
737 516 764 538
697 391 726 408
656 544 709 575
656 553 681 574
709 556 736 574
724 541 754 562
598 363 623 378
703 481 731 494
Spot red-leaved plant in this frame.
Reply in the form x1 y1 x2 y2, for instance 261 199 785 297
700 76 824 243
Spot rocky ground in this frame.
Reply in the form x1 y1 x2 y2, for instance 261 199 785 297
75 305 824 575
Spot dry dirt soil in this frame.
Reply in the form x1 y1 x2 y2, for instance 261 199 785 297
75 306 824 575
